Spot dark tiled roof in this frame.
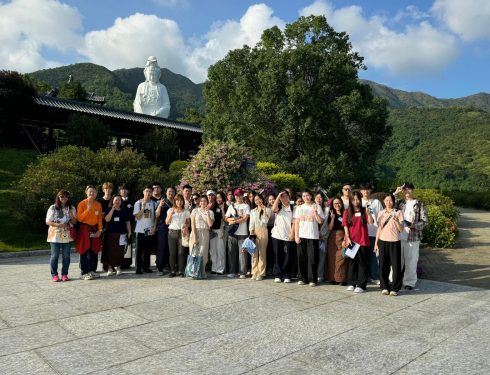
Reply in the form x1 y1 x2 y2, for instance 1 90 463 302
33 96 203 134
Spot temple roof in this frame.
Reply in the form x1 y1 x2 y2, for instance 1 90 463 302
33 95 203 134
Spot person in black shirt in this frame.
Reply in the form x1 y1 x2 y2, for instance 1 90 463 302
208 190 225 274
103 195 131 276
119 184 134 269
98 182 114 272
155 186 175 275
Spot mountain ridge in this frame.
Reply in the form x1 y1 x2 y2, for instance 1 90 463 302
28 63 489 115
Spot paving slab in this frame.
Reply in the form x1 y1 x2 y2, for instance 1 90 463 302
1 253 488 375
0 351 55 375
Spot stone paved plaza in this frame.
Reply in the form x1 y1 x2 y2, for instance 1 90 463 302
0 254 489 375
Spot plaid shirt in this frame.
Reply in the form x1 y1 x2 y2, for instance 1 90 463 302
396 199 428 242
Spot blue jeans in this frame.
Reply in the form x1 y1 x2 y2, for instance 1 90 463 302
50 242 71 276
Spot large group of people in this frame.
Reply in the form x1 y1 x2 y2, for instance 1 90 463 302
46 181 428 295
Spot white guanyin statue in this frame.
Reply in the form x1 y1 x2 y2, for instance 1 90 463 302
133 56 171 118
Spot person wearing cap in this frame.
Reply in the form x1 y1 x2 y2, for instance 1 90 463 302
393 182 428 290
208 190 226 275
225 188 250 278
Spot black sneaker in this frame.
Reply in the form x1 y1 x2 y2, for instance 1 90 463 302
404 285 413 290
135 269 143 275
143 269 153 273
169 272 176 278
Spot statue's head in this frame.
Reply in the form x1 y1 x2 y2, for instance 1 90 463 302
144 56 161 84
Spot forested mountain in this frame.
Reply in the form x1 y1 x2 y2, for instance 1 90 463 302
28 63 203 120
363 80 490 112
377 107 490 191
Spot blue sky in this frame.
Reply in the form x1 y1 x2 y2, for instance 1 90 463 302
1 0 489 98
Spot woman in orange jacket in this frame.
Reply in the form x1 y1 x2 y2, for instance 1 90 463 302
76 185 103 280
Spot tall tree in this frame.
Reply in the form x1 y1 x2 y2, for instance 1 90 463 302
203 15 389 185
0 70 36 145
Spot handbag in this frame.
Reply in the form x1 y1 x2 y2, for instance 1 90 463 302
226 203 240 236
241 236 256 255
184 244 205 279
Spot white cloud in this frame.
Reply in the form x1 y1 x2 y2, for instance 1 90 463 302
80 13 189 75
432 0 490 41
394 5 430 23
0 0 82 72
186 4 285 82
298 0 458 77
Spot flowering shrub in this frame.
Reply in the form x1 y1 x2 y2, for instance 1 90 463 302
180 140 260 193
269 172 306 193
256 161 280 176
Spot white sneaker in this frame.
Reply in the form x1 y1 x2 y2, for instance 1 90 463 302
381 289 389 295
255 276 263 281
81 273 93 280
107 271 114 277
283 278 291 283
390 291 398 296
250 276 256 281
298 280 305 285
274 278 282 283
116 268 122 276
309 282 316 287
239 275 246 279
226 273 236 278
354 287 365 293
346 285 355 291
90 271 100 279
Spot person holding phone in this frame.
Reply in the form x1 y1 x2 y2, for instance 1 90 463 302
133 186 157 274
342 191 374 293
294 190 325 286
76 185 103 280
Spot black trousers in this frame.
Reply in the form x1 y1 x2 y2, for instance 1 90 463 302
378 240 402 292
79 249 98 274
156 227 169 272
297 238 319 283
347 245 370 290
136 233 153 271
272 238 293 279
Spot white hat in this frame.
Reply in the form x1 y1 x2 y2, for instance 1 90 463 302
206 190 216 196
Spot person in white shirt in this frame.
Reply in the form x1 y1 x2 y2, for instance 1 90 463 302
190 195 215 277
225 188 250 278
133 186 157 274
249 195 271 281
271 191 295 283
360 183 383 285
165 193 191 277
294 190 325 286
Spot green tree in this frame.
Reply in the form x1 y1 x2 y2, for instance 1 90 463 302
203 15 389 185
177 107 204 125
64 114 111 151
138 128 179 170
0 70 36 144
58 80 87 101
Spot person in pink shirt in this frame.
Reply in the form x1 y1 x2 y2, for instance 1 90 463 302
342 191 373 293
374 193 404 296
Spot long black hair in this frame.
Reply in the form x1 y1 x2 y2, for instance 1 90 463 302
347 191 367 227
328 196 344 224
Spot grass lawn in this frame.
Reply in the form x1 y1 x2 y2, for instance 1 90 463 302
0 147 47 252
